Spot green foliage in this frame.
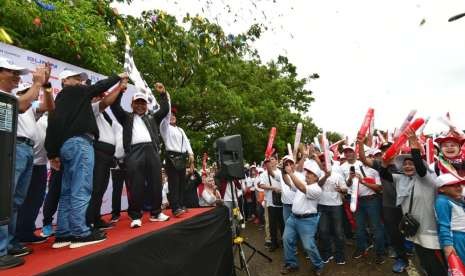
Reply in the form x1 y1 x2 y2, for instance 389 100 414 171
0 0 321 162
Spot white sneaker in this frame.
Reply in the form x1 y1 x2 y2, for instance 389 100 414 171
149 212 170 222
130 219 142 228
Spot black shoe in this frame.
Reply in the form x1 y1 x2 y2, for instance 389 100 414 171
8 245 32 257
0 254 24 270
110 214 120 223
264 241 272 249
181 206 188 212
352 249 367 259
94 219 114 230
52 236 74 249
314 267 325 276
268 244 279 252
375 255 385 265
172 208 186 217
322 256 334 264
280 264 299 274
69 230 107 249
19 234 48 244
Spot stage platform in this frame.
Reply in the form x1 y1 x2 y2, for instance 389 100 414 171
0 206 233 276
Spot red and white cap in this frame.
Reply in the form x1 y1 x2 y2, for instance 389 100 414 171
132 92 148 102
436 173 465 188
435 133 465 146
342 145 355 152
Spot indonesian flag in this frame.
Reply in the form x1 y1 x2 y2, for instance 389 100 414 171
437 155 465 180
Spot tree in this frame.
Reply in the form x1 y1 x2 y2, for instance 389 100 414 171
1 0 320 162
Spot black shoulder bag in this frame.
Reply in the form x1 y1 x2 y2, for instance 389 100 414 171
167 128 188 170
268 172 282 206
398 184 420 237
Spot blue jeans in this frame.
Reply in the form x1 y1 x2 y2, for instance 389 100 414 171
283 214 323 270
56 137 94 238
318 205 345 261
283 204 292 224
0 142 34 256
355 197 385 255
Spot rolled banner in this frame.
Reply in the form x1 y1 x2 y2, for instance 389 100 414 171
313 136 321 151
383 118 425 162
417 116 430 134
426 138 435 165
265 127 277 159
350 177 359 212
293 122 303 155
448 251 465 276
287 143 293 157
438 116 456 129
322 130 331 171
394 110 417 140
329 139 345 160
358 108 375 138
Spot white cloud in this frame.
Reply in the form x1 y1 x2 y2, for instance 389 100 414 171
113 0 465 140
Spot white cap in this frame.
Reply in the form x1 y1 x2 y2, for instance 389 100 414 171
0 57 28 75
13 83 32 94
303 159 321 178
436 173 465 188
369 148 382 156
132 92 148 102
342 145 355 152
282 155 295 163
59 69 88 81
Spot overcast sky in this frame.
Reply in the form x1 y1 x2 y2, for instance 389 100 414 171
113 0 465 139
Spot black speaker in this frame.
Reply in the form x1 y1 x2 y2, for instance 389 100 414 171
215 135 244 179
0 92 18 226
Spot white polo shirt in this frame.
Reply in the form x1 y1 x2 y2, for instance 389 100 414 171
291 182 322 215
281 170 305 205
318 171 347 206
340 160 381 196
17 104 38 140
33 114 48 165
92 102 116 146
260 169 283 207
131 114 152 145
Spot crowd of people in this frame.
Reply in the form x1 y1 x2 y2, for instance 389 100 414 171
1 56 465 276
221 129 465 276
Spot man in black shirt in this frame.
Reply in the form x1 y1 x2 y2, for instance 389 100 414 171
45 70 126 249
110 83 170 228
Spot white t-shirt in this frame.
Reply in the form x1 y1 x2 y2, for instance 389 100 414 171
92 103 116 146
113 122 124 159
131 115 152 145
33 114 48 165
17 104 37 140
340 160 381 196
260 169 283 207
160 102 193 154
291 182 322 215
318 171 347 206
281 170 305 205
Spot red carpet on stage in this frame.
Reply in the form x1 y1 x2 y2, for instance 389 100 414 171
0 208 213 276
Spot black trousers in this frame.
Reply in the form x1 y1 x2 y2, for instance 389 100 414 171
42 169 62 226
165 157 186 211
414 244 448 276
16 165 47 239
111 163 127 216
125 143 162 219
383 206 407 261
86 149 114 225
268 206 284 247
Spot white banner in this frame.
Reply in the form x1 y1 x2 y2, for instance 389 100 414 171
0 42 133 227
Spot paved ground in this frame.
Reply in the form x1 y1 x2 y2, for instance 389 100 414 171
234 222 421 276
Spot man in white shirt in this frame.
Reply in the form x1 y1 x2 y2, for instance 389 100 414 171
259 155 284 252
110 83 170 228
86 80 128 229
281 160 326 276
160 105 194 217
317 154 348 265
340 146 385 264
0 59 52 269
